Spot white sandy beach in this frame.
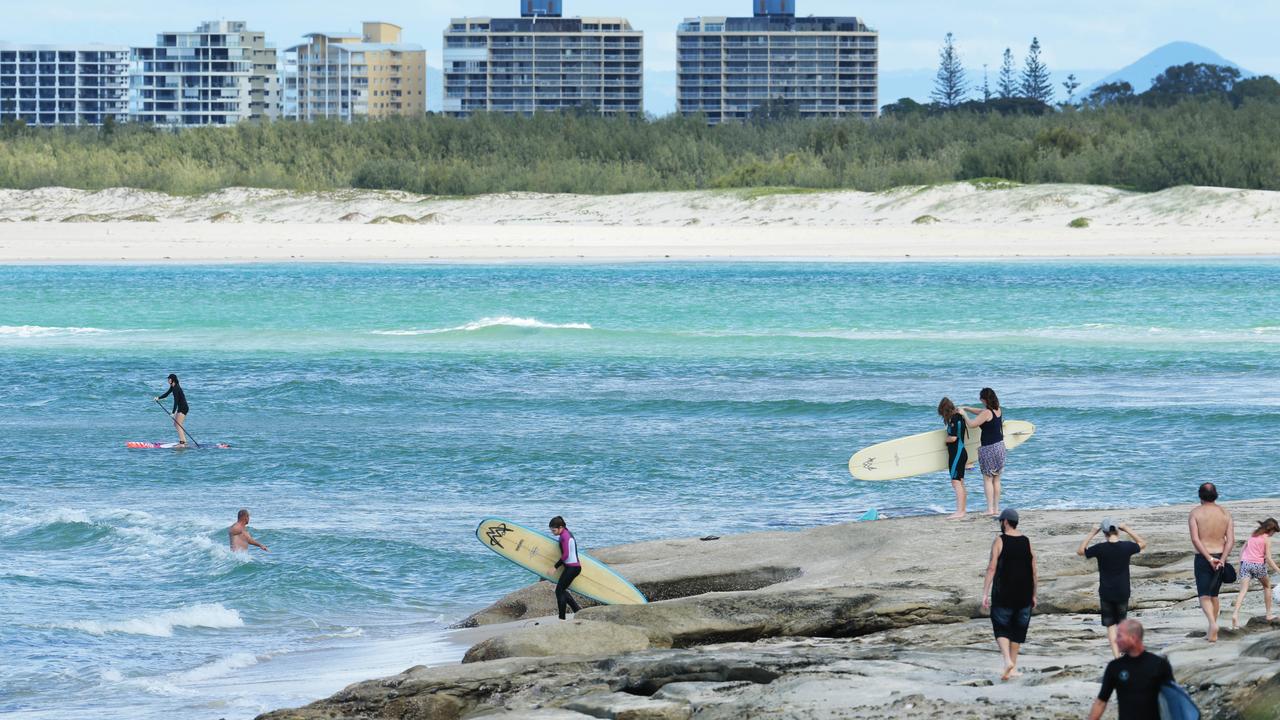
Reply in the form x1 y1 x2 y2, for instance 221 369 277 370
1 182 1277 261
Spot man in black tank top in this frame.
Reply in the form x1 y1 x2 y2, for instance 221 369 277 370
981 508 1038 681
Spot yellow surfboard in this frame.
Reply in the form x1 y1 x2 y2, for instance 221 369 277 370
476 518 648 605
849 420 1036 481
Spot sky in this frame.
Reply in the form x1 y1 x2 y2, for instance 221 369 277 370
3 1 1276 112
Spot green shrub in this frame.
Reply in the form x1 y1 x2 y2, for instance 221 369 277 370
1068 217 1091 228
0 100 1275 195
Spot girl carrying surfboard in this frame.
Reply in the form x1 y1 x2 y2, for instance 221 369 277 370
937 397 968 520
549 516 583 619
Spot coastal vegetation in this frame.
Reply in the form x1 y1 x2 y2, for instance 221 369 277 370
0 71 1276 196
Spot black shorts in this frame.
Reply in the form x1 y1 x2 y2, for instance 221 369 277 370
990 604 1031 644
1100 599 1128 627
1195 554 1224 597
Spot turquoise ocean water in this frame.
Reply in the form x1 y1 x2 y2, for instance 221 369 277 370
1 261 1278 719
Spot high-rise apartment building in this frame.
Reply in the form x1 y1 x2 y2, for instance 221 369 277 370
0 44 130 126
130 20 279 127
443 0 643 117
282 22 427 121
677 0 878 124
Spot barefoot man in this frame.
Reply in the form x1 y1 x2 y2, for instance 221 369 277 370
982 508 1037 681
1189 482 1233 641
229 509 269 553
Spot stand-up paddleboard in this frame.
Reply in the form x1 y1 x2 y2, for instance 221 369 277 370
126 441 231 449
849 420 1035 481
476 518 647 606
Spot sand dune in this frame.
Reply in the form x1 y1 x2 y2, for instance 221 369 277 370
0 183 1277 261
3 182 1279 227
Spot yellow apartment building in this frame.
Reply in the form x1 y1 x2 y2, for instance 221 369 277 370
283 21 426 120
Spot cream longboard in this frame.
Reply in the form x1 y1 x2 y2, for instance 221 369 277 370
475 518 647 605
848 420 1036 481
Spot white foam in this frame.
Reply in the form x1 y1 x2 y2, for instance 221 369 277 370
173 652 263 683
0 325 114 337
372 316 592 335
62 603 244 637
685 324 1280 345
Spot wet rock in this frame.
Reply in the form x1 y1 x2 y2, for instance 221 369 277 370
261 500 1280 720
463 621 655 663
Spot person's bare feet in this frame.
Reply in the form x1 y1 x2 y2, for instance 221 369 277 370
1001 662 1019 681
1230 614 1240 631
1267 615 1277 622
1208 623 1219 642
984 511 999 517
946 512 966 520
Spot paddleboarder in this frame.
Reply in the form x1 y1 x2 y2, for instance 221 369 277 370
155 373 190 447
549 516 582 620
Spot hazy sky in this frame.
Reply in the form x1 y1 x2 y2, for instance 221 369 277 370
3 1 1275 75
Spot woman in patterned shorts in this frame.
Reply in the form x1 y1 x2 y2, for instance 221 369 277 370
1231 517 1280 629
961 388 1006 517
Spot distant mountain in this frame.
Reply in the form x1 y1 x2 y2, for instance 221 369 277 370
1088 42 1253 93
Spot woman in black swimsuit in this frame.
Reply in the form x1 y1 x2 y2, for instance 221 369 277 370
156 373 190 446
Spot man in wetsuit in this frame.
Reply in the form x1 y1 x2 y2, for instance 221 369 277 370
156 373 190 446
1087 619 1175 720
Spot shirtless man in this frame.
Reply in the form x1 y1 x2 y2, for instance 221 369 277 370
229 509 269 553
1188 483 1233 641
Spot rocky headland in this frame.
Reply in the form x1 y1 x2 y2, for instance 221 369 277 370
259 501 1280 719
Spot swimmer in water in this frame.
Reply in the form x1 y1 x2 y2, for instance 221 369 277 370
229 509 268 553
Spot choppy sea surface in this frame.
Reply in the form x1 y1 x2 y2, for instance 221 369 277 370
1 261 1278 719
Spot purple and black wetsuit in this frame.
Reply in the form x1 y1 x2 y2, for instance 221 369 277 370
553 528 583 619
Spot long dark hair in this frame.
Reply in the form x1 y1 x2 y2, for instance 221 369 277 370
980 387 1000 411
937 397 958 422
548 515 566 529
168 373 180 385
1253 518 1280 537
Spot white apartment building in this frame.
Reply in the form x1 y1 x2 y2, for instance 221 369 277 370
677 0 878 124
0 44 130 126
443 0 643 117
130 20 279 127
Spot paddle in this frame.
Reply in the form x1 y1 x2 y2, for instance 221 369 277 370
152 397 202 449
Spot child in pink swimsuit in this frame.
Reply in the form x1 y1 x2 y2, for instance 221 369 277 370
1231 517 1280 629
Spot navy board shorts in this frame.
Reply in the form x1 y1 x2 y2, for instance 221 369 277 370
1195 554 1224 597
990 604 1032 644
